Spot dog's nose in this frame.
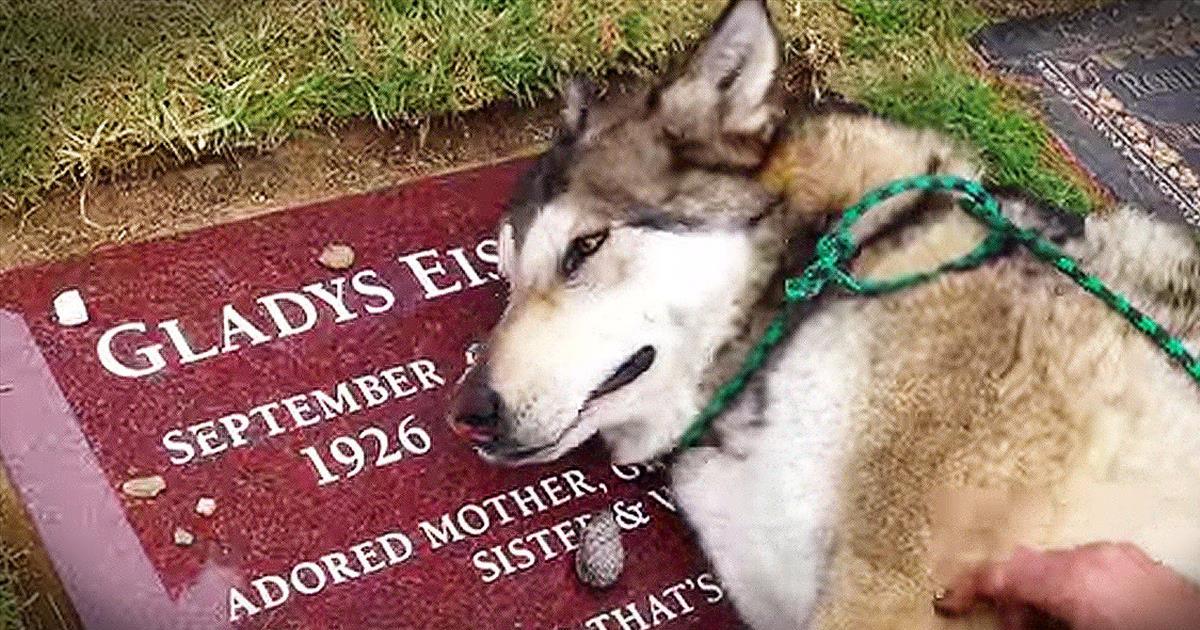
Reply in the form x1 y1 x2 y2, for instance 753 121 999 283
450 365 504 444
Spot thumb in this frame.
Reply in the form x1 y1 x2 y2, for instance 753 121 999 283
933 546 1086 623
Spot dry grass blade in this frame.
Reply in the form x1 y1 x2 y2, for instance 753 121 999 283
1 0 1101 219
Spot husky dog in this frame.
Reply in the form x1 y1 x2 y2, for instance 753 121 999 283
449 1 1200 627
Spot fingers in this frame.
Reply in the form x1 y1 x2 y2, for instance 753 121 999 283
936 542 1200 629
931 564 998 614
933 545 1088 624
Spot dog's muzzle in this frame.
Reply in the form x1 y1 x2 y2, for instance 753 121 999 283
448 345 656 461
449 364 505 446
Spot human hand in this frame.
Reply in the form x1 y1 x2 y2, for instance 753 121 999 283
933 542 1200 629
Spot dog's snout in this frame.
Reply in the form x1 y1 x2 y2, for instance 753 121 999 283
450 365 505 444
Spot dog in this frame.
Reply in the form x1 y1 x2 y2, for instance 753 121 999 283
449 1 1200 627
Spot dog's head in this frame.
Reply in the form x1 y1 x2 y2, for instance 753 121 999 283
450 0 787 464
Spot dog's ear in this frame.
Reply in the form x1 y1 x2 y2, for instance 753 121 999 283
656 0 784 169
560 77 596 139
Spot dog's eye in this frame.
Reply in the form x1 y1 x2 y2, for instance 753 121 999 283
562 230 609 276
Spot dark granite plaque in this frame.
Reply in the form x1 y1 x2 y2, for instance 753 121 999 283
975 0 1199 227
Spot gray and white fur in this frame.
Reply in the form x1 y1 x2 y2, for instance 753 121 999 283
449 2 1200 628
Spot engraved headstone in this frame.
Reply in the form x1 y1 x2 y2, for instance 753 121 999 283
0 160 741 629
975 0 1200 227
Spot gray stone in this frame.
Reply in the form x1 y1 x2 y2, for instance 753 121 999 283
575 509 624 589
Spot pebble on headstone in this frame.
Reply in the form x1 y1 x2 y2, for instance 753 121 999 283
318 243 355 270
121 475 166 499
575 509 624 589
464 341 485 368
173 527 195 547
195 497 217 517
53 289 89 327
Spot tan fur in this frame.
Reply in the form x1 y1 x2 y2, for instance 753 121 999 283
475 4 1200 626
818 274 1199 629
762 114 979 231
759 121 1200 629
494 100 1200 629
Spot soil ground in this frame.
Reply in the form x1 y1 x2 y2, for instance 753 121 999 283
0 100 561 273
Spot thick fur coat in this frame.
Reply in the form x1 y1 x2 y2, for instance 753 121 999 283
450 2 1200 628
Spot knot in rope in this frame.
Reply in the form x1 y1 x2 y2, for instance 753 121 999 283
677 174 1200 451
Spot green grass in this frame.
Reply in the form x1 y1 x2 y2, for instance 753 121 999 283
855 61 1093 212
0 0 724 214
1 544 29 630
0 0 1100 218
834 0 1096 212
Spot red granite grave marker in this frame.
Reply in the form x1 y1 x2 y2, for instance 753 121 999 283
0 161 742 629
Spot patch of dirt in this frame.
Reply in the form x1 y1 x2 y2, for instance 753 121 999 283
0 100 562 272
0 63 829 273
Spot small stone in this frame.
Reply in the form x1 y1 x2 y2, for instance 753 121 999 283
195 497 217 517
318 243 355 270
53 289 89 327
576 509 624 589
173 527 195 547
121 475 166 499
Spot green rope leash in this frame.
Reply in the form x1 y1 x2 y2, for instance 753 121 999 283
679 173 1200 450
